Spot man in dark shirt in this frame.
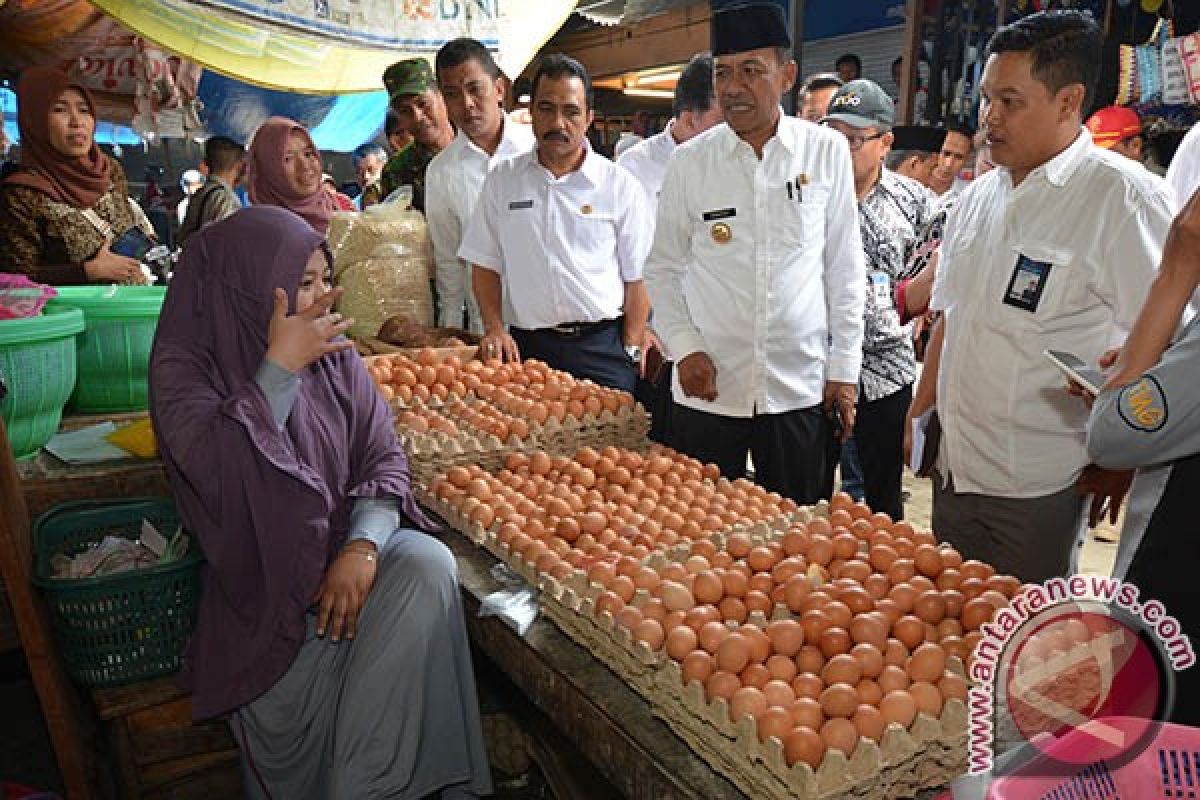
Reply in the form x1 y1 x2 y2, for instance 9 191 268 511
379 59 455 211
178 136 244 246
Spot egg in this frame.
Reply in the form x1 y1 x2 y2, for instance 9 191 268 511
716 632 753 673
961 597 996 631
740 663 772 689
909 681 943 717
757 706 794 743
819 683 859 719
665 625 699 660
718 596 748 624
893 615 927 650
878 665 911 693
855 678 883 707
705 670 742 702
849 613 889 650
730 686 768 723
633 618 665 650
879 690 918 729
681 650 715 686
594 591 624 617
821 654 863 687
852 704 887 742
762 678 796 709
937 671 968 703
741 625 772 664
818 626 852 659
850 643 884 679
660 580 695 613
783 575 812 612
913 590 947 625
784 726 826 769
914 544 944 578
765 619 805 657
907 643 947 683
766 654 798 683
615 606 643 631
698 620 730 654
791 671 825 701
795 646 827 677
820 717 859 757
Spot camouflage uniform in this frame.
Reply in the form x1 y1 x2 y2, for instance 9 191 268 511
380 58 445 213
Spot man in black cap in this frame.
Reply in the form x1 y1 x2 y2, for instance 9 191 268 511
822 79 933 520
886 125 945 191
645 2 866 504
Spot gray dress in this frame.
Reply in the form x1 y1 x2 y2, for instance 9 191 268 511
231 527 492 799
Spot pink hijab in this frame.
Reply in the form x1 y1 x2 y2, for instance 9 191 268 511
245 117 335 234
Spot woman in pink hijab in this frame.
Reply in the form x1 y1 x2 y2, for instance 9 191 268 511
246 117 336 234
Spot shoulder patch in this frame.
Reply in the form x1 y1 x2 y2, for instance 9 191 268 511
1117 375 1168 433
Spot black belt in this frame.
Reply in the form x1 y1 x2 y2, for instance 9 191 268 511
513 318 620 338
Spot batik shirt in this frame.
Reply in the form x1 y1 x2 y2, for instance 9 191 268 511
857 169 933 401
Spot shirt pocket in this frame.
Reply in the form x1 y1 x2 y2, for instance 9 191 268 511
1000 242 1084 324
774 184 830 251
565 206 617 272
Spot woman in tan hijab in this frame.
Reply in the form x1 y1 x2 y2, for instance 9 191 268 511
0 67 154 284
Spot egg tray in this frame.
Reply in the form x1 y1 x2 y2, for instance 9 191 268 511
649 657 967 800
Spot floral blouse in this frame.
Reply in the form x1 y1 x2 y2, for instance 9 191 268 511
0 158 148 285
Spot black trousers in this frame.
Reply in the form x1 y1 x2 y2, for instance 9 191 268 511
511 320 636 394
670 402 835 506
836 383 911 521
635 361 675 445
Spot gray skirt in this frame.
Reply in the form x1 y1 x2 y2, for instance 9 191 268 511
231 529 492 799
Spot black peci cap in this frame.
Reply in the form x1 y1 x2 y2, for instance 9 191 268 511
712 3 792 58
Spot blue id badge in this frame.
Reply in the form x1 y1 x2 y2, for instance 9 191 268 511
1002 254 1052 312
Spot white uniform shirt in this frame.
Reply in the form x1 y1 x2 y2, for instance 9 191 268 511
616 122 679 201
932 128 1176 497
458 144 653 330
425 118 534 333
1166 123 1200 207
645 116 866 419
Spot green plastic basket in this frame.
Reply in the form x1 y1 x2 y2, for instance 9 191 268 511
47 286 165 413
0 305 85 459
32 497 203 688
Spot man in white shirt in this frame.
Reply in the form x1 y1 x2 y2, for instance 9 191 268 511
645 3 866 504
1167 123 1200 205
796 73 843 123
426 38 535 333
906 11 1175 583
618 53 724 201
459 54 655 394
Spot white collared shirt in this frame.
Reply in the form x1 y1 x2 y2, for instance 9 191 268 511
458 143 653 330
1166 123 1200 207
425 118 535 333
645 116 866 419
932 128 1176 497
616 122 679 201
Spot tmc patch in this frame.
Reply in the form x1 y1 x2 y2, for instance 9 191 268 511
1117 376 1168 433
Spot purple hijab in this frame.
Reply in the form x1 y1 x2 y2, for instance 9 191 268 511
149 206 429 720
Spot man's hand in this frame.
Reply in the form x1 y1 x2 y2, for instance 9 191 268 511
824 381 857 443
265 287 355 373
480 328 520 363
634 329 665 379
677 352 717 401
1066 348 1120 408
315 542 378 642
1076 464 1134 528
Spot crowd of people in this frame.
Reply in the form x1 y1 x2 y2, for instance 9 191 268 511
3 3 1200 794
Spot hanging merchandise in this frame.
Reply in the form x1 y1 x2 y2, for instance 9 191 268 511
1179 32 1200 103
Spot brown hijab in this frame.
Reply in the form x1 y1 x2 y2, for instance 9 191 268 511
5 67 113 209
246 117 335 234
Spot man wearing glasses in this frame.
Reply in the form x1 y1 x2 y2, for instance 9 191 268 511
645 3 865 504
821 79 932 521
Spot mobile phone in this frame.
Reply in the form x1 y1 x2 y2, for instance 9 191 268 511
1044 349 1104 395
111 227 155 261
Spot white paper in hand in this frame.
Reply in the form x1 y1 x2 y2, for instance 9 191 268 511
910 408 935 474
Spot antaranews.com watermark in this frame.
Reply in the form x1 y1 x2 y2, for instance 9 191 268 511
967 574 1195 774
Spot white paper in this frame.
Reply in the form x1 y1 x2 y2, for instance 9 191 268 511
479 587 539 637
909 408 935 473
43 422 131 464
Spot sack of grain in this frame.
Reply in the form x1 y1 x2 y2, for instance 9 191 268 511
328 205 434 338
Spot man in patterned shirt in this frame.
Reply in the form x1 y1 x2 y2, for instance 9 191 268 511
823 80 932 520
380 58 454 211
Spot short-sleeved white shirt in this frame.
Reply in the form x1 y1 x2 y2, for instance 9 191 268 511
458 144 653 330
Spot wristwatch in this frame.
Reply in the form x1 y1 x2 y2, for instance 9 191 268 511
624 344 642 363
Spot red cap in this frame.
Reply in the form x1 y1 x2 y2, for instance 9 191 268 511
1086 106 1141 149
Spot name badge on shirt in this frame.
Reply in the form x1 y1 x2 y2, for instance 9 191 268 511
702 208 737 221
1002 254 1052 313
508 200 534 210
869 271 892 308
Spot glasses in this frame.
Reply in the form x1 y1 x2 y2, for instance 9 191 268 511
823 123 887 151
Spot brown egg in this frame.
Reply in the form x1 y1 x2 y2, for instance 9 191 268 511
889 582 918 612
961 597 996 632
849 612 889 650
705 670 742 702
766 653 798 683
878 664 911 693
879 689 918 729
914 544 944 578
691 571 724 606
819 627 852 659
821 654 863 687
856 678 883 707
741 625 771 664
909 681 943 717
869 544 899 573
595 590 624 617
716 632 752 674
615 606 643 632
784 726 826 769
799 610 831 645
660 580 695 613
883 638 910 667
850 643 884 679
907 642 947 683
852 704 886 742
699 621 730 654
819 683 859 719
756 706 794 743
893 615 927 650
820 717 859 757
913 590 947 625
633 618 665 650
792 671 830 700
795 645 826 677
766 619 805 657
783 575 812 612
685 605 721 633
942 589 966 618
938 671 968 703
681 650 715 685
762 679 796 708
730 686 768 723
740 663 771 689
718 596 748 624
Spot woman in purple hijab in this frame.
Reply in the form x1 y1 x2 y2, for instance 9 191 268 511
149 206 491 799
